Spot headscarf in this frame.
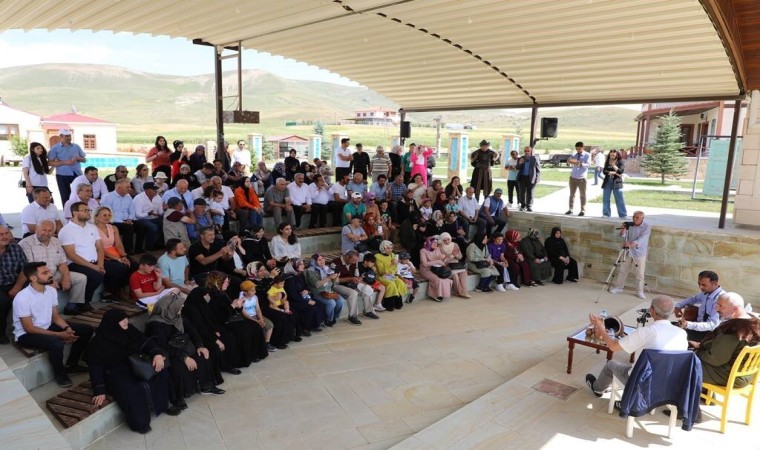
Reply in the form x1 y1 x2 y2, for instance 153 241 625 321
87 309 144 366
273 162 287 177
470 232 487 250
423 236 438 251
506 229 521 245
380 240 394 255
148 293 185 333
430 210 444 227
283 257 302 275
309 253 330 279
438 232 457 255
528 228 541 240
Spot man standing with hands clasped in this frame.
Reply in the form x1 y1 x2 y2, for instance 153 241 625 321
609 211 650 299
566 141 591 216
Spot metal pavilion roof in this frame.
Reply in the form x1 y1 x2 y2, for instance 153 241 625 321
0 0 748 111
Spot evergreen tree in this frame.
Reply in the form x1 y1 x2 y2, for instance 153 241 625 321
641 111 688 184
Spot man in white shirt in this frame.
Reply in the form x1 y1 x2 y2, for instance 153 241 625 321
13 262 93 387
59 202 105 306
585 295 687 397
593 149 605 185
334 137 352 181
194 163 215 185
133 182 164 252
69 166 108 201
19 220 88 315
101 179 136 253
20 188 63 235
287 173 312 228
457 187 481 235
328 173 350 226
232 140 251 172
63 183 100 222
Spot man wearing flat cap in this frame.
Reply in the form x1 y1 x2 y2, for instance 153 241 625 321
470 139 498 201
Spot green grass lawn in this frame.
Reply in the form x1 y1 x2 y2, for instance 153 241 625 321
624 177 703 190
588 191 728 213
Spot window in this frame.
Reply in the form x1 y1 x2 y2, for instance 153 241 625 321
0 124 19 141
83 134 96 150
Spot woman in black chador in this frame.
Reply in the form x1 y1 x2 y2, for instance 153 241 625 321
469 140 498 200
145 294 225 409
519 228 553 285
543 226 579 284
87 309 180 434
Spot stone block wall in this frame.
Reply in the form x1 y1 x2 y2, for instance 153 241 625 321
735 91 760 226
507 214 760 303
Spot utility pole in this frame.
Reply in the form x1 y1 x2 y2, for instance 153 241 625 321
434 115 442 154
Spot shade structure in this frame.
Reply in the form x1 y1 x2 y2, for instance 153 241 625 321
0 0 751 110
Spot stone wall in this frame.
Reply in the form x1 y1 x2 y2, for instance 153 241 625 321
507 213 760 303
735 91 760 226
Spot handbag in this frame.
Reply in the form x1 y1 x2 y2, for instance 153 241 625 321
431 265 452 279
355 241 370 253
167 333 195 358
225 311 245 324
18 177 26 188
128 338 167 381
322 291 339 300
448 261 466 270
474 260 490 269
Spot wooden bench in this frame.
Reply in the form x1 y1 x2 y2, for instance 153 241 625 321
46 380 113 428
66 302 145 328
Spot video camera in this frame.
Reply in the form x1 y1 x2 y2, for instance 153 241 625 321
616 221 635 231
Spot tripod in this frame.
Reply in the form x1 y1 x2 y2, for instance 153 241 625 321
594 246 637 303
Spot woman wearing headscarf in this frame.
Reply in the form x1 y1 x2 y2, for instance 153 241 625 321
255 161 272 192
87 309 180 434
399 212 426 268
375 240 408 311
183 282 242 377
363 191 381 218
233 176 263 230
188 144 207 173
283 258 325 334
438 232 470 298
419 236 453 302
361 212 384 251
205 271 269 366
173 163 199 189
466 232 499 292
504 230 534 287
305 254 345 327
145 294 224 409
442 211 468 255
268 162 288 187
240 225 273 265
169 140 190 182
519 228 552 285
544 227 579 284
426 210 446 237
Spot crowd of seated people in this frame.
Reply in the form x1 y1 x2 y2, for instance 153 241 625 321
0 138 612 435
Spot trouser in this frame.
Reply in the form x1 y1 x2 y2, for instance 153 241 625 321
135 217 163 251
56 270 88 306
551 258 579 284
327 201 346 226
404 171 411 184
113 222 135 253
612 254 646 293
335 167 351 181
479 214 507 237
602 185 628 218
592 359 633 392
236 208 263 230
333 284 361 317
292 204 309 228
67 263 105 303
517 176 534 208
353 283 375 314
0 284 13 337
17 323 93 378
267 206 295 228
594 167 603 185
314 292 345 322
507 180 520 204
135 291 169 309
568 177 587 212
55 174 77 205
494 262 511 284
309 203 328 228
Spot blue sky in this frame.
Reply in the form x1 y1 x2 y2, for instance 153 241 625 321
0 29 358 85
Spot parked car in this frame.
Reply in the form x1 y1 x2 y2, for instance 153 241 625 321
540 153 572 168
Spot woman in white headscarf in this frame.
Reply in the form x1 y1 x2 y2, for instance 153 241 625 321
374 240 408 311
438 232 470 298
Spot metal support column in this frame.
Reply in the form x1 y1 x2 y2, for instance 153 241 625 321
214 45 225 155
718 99 742 229
400 111 407 146
529 104 538 147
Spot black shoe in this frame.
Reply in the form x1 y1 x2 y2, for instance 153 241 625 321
65 364 89 374
56 374 73 388
364 312 380 319
137 425 152 434
526 207 533 212
0 335 10 345
165 405 183 416
80 303 95 312
302 330 312 337
578 211 585 217
435 296 444 302
63 306 81 316
324 320 335 328
348 316 362 326
519 207 525 212
224 368 242 375
535 280 545 286
483 288 493 293
312 327 323 333
567 278 578 283
585 374 602 397
293 336 303 342
201 386 226 395
565 210 573 215
275 344 288 350
176 402 189 410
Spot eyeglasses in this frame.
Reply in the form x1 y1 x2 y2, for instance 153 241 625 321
78 209 92 213
119 171 128 173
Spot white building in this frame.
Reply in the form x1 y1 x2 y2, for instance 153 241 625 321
42 112 117 153
346 107 399 126
0 100 44 162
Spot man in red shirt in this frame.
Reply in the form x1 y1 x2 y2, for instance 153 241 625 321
129 254 180 310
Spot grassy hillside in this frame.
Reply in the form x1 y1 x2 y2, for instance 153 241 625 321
0 64 638 150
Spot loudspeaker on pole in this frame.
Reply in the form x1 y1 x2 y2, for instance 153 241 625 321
540 117 558 138
400 121 411 138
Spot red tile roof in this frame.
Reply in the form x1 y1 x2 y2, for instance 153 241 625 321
42 113 112 124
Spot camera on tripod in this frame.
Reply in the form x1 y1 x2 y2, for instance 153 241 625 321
636 308 651 326
616 221 635 231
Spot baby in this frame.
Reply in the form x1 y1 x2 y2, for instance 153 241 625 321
207 190 226 227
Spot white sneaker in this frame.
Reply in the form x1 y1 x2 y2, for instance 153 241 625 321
495 284 506 292
505 283 520 291
507 203 513 208
636 292 646 299
374 304 386 312
609 288 622 294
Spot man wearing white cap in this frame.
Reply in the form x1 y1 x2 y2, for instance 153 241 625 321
48 129 86 204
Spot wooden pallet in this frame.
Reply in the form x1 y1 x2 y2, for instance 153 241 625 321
263 226 341 239
66 302 144 328
46 380 112 428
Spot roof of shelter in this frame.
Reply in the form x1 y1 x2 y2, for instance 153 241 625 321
0 0 756 111
42 113 112 124
266 135 308 142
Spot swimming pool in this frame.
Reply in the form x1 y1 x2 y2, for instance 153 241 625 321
85 155 143 170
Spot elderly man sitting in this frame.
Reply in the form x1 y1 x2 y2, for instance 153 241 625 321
20 188 63 236
63 183 99 222
264 178 296 228
19 220 88 315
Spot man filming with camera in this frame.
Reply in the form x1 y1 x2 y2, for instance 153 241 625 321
609 211 650 299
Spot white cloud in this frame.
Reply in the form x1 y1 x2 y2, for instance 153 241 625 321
0 39 114 68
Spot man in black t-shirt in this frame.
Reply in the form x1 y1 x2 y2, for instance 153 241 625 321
188 227 233 280
350 143 371 179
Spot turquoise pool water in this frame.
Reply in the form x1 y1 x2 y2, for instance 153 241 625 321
85 156 142 169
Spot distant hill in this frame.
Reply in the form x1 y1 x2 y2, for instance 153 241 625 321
0 64 638 135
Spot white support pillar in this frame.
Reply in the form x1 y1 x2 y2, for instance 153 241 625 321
448 132 469 181
308 134 322 161
500 134 520 177
248 133 262 164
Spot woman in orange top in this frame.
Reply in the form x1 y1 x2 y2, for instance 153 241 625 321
234 176 263 230
145 135 172 180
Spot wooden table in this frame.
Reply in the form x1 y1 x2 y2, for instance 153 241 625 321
566 325 636 374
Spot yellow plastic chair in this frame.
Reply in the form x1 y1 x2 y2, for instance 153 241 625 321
701 344 760 433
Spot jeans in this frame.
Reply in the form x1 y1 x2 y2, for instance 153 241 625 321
478 213 507 237
507 180 520 204
602 184 627 218
592 359 633 392
236 208 263 230
594 167 603 185
135 217 162 250
68 263 105 303
17 323 94 378
313 292 346 322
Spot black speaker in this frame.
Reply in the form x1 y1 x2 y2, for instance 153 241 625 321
540 117 558 138
400 121 411 138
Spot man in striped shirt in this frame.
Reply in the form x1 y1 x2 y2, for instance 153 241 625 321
370 146 391 181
